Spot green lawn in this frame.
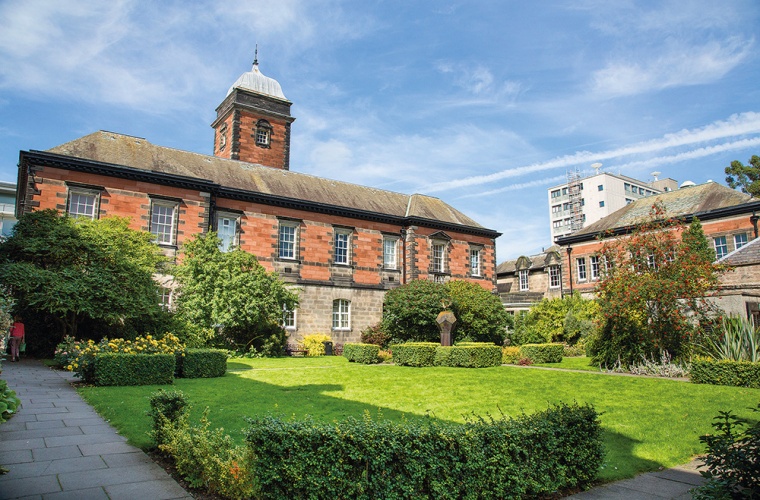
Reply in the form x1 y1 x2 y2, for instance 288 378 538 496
532 355 601 371
78 356 760 482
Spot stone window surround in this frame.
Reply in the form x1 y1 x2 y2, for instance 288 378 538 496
332 298 351 331
254 119 272 148
469 245 483 277
332 225 354 267
382 233 400 270
277 216 302 262
549 265 561 289
214 208 242 252
148 194 181 247
65 181 103 220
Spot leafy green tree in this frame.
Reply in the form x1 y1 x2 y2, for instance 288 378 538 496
0 210 165 349
382 279 509 344
382 279 449 342
588 204 723 367
173 233 299 353
445 280 510 344
725 155 760 197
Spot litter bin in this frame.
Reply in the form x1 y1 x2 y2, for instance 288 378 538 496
323 341 333 356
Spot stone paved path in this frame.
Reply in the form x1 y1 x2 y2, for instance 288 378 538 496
0 358 191 500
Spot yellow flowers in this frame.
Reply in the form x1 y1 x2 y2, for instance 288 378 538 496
57 333 186 379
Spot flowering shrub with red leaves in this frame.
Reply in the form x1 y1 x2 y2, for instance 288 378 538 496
589 203 724 367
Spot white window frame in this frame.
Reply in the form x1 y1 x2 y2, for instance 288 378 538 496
576 257 587 282
216 212 240 253
255 120 272 147
150 199 178 246
332 299 350 330
333 229 351 265
519 269 529 291
735 233 748 250
549 265 561 288
714 236 728 260
590 255 600 280
278 221 299 260
158 287 173 310
432 242 446 273
67 187 100 220
470 248 481 277
282 305 296 330
383 237 398 270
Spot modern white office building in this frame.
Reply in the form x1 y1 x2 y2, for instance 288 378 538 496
548 169 678 242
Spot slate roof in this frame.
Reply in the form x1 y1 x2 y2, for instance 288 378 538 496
720 235 760 266
39 131 493 234
557 182 758 244
496 245 561 275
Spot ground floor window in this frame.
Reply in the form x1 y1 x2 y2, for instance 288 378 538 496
332 299 350 330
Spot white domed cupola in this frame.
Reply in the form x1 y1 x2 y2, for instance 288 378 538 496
212 47 295 169
227 57 287 101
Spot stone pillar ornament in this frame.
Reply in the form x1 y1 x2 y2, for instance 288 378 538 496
436 299 456 346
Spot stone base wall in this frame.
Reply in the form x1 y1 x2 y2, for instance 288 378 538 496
286 284 386 345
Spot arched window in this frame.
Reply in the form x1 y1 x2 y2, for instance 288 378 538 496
255 119 272 147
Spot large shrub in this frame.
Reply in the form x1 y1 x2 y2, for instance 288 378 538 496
692 402 760 499
382 279 450 342
298 334 332 356
434 344 502 368
445 280 510 344
509 293 600 346
519 343 564 364
245 402 604 499
383 279 509 344
180 349 228 378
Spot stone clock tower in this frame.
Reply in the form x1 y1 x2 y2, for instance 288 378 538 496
211 55 294 170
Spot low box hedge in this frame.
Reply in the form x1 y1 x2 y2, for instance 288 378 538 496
245 402 604 499
180 349 228 378
389 342 438 367
435 345 502 368
690 359 760 388
94 353 175 386
343 343 380 364
519 343 564 364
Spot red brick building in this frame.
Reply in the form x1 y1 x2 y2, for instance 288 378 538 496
15 60 500 343
555 181 760 297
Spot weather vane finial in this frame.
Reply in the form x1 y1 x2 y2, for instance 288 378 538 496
253 44 259 66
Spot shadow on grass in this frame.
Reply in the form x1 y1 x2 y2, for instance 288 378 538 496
184 369 666 483
599 429 662 481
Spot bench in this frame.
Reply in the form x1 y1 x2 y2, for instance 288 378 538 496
285 344 308 356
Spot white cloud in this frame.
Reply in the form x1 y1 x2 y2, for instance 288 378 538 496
592 37 754 96
422 112 760 192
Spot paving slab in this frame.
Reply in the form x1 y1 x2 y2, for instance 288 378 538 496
0 359 193 500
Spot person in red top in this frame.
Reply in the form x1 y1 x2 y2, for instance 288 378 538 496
8 316 25 362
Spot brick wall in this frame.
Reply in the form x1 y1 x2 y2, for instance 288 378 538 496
562 214 756 293
23 163 498 337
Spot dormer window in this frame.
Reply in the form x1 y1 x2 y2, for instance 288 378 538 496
255 119 272 147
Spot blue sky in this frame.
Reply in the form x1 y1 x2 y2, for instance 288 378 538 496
1 1 759 261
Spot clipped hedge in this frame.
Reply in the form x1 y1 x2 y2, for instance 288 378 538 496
390 342 438 367
343 343 380 364
245 402 604 499
94 353 175 386
690 359 760 388
180 349 228 378
435 345 502 368
502 346 520 364
519 343 564 364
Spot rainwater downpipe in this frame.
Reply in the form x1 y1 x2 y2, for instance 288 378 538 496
566 246 573 296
